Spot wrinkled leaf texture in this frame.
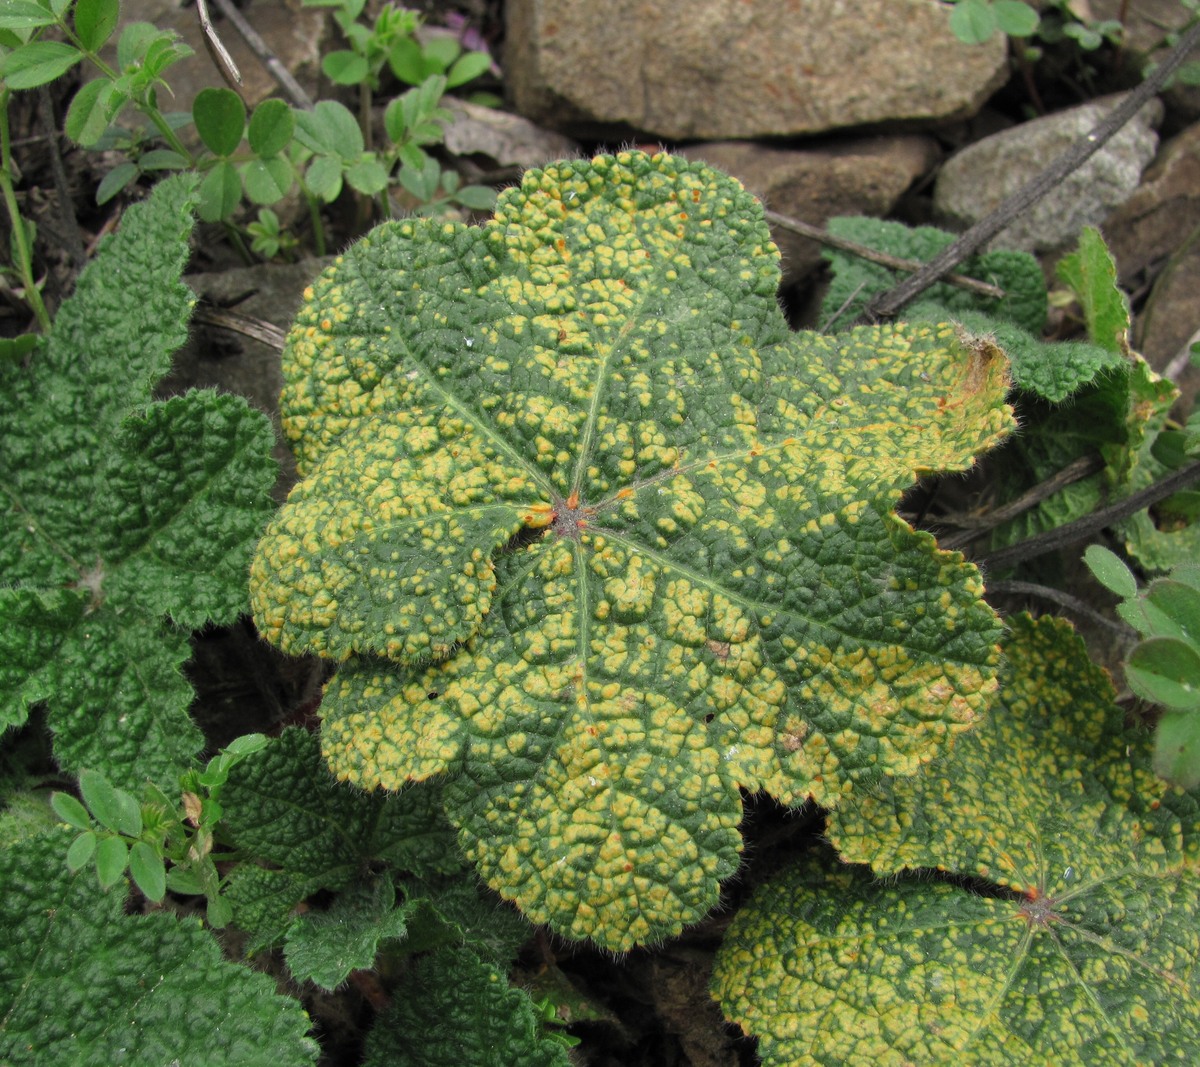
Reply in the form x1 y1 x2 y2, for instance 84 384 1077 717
0 175 277 789
714 614 1200 1065
251 151 1014 948
0 829 317 1066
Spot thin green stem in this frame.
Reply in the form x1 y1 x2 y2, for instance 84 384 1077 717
56 15 200 166
304 188 327 257
0 90 52 332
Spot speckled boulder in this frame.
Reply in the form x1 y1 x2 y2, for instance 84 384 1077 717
933 95 1162 254
505 0 1008 139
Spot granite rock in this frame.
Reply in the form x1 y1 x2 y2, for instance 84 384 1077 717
934 94 1162 254
505 0 1008 139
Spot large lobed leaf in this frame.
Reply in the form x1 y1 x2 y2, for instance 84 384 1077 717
713 614 1200 1065
250 150 1015 948
0 175 278 789
0 829 317 1066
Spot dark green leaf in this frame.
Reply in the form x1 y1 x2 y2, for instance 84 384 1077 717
247 98 294 157
451 183 496 211
3 40 82 89
1056 226 1129 354
396 154 438 198
1083 544 1138 599
193 87 246 158
1127 637 1200 710
139 32 191 82
94 834 128 888
138 148 188 170
105 390 278 628
164 866 203 895
1154 709 1200 788
992 0 1040 36
284 877 411 990
0 175 275 790
65 79 122 146
128 840 166 902
78 769 121 831
949 0 998 43
198 159 243 221
73 0 119 51
317 99 362 159
345 156 389 195
382 96 408 144
0 334 39 364
321 49 369 85
302 154 343 202
0 829 318 1065
387 36 426 85
51 792 91 831
114 788 141 837
65 830 97 870
95 161 138 204
362 944 571 1067
445 50 491 89
242 156 293 204
221 728 463 949
1144 576 1200 642
420 36 460 72
821 217 1048 337
116 19 159 69
0 1 58 30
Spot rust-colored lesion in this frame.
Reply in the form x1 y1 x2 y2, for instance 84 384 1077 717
779 720 809 753
706 638 731 660
956 329 1011 397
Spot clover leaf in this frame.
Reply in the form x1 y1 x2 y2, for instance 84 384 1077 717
251 151 1015 948
713 614 1200 1065
0 175 278 790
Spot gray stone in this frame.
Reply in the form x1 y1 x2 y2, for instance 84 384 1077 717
442 98 580 169
505 0 1008 140
933 94 1162 254
680 136 939 286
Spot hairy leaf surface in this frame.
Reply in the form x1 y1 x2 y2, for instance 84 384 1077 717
251 151 1014 948
820 216 1048 335
820 215 1124 402
221 727 463 949
0 829 317 1066
362 944 570 1067
713 614 1200 1065
0 176 278 788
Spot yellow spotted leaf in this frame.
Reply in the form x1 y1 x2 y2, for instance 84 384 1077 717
250 151 1014 949
714 614 1200 1065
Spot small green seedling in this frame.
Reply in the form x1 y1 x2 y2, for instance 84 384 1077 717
51 735 269 925
1085 544 1200 787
